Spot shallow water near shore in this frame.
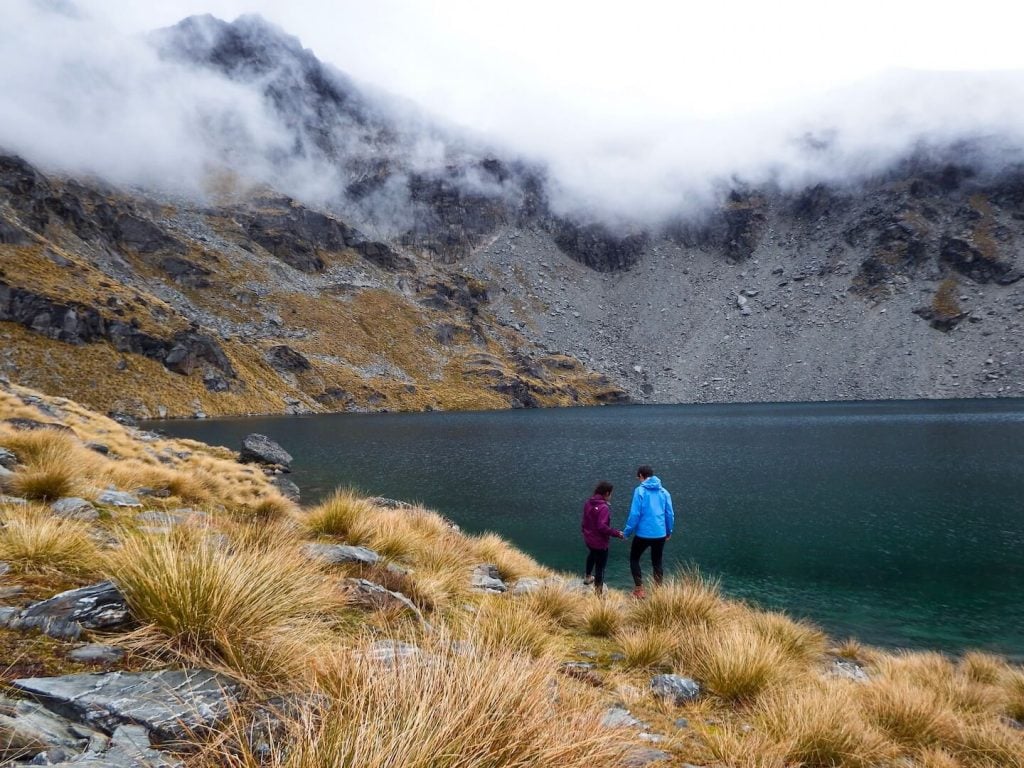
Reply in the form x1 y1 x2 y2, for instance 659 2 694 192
153 398 1024 658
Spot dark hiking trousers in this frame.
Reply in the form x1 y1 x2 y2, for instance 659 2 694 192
585 546 610 589
629 536 666 586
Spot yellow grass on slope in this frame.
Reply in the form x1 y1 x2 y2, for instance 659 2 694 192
0 505 100 576
215 640 629 768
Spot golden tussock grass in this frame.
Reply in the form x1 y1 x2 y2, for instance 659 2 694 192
0 505 100 576
959 651 1009 685
754 680 896 768
2 429 94 502
106 530 345 686
613 626 678 670
1005 670 1024 722
216 640 628 768
303 488 377 540
582 593 627 637
522 582 588 629
627 572 726 630
471 532 546 582
470 596 559 659
745 609 828 666
857 678 959 748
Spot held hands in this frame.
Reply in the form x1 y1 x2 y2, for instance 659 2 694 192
615 530 626 539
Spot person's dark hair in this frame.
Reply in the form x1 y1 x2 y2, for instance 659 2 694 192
593 481 614 497
637 465 654 479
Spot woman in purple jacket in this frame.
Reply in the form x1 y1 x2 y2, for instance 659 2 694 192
581 481 625 593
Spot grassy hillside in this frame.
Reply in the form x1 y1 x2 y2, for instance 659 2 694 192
1 383 1022 767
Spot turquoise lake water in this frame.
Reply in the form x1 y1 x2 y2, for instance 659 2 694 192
153 398 1024 658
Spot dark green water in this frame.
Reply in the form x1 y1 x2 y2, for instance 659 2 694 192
153 399 1024 658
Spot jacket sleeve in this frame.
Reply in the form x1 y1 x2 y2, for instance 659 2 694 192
597 502 618 537
664 490 675 536
622 488 642 538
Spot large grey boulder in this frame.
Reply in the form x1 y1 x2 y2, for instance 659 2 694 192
271 475 301 502
304 543 381 566
12 669 240 745
239 434 292 468
51 497 99 522
650 674 701 705
6 581 130 640
470 564 507 593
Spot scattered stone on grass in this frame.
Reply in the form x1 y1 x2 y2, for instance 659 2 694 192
470 564 507 593
51 497 99 521
650 674 701 705
304 543 381 566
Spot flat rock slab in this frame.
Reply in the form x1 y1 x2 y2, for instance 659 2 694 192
0 695 103 761
45 724 183 767
51 497 100 521
304 543 381 566
622 747 673 767
12 669 241 745
0 446 17 469
68 644 125 664
344 578 424 625
470 564 507 593
96 490 142 508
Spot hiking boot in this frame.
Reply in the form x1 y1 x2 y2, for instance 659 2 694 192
583 575 595 585
631 585 647 600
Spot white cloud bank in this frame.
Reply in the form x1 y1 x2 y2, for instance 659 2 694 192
3 0 1024 224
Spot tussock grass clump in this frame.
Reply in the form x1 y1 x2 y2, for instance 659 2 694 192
472 597 558 658
614 626 678 670
858 679 958 748
582 593 627 637
523 583 587 629
107 530 344 685
746 609 828 666
949 719 1024 768
0 506 99 575
4 430 88 502
627 572 725 630
914 747 963 768
222 643 628 768
959 651 1008 685
880 652 1003 716
472 532 544 582
364 510 423 561
755 680 895 768
303 489 377 540
679 626 796 704
1005 670 1024 722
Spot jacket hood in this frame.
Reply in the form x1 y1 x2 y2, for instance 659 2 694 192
641 476 663 491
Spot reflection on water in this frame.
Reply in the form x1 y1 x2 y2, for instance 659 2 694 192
153 398 1024 657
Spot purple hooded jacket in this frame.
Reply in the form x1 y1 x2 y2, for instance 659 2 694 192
581 494 620 550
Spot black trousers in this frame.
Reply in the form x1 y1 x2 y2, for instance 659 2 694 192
585 546 610 588
629 536 666 586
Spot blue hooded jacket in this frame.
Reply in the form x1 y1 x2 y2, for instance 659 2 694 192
622 476 674 539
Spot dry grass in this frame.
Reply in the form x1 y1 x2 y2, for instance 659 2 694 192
472 532 546 582
858 678 958 747
471 596 559 658
746 609 828 666
582 593 627 637
216 640 628 768
627 572 726 630
303 489 378 540
2 429 91 502
960 652 1008 685
614 626 678 670
1006 670 1024 722
755 680 896 767
0 505 100 576
106 529 345 686
523 582 588 629
678 625 798 704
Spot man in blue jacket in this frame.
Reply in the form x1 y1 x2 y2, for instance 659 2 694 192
621 465 674 599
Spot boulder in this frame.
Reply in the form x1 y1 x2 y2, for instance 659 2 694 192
9 581 130 640
470 564 507 593
0 695 103 762
650 674 701 705
67 644 125 664
49 723 185 766
96 490 142 508
265 345 312 373
12 669 240 745
271 475 301 502
51 497 99 522
239 434 292 468
0 446 17 469
304 543 381 566
0 464 13 492
827 659 870 683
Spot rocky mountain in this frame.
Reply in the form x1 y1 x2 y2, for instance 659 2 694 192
1 14 1023 417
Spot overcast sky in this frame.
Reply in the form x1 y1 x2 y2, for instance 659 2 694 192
5 1 1024 219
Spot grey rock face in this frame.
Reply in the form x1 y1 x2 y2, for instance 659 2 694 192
304 543 381 566
12 669 240 745
650 674 701 705
344 578 423 623
45 723 184 767
827 659 870 683
239 433 293 468
50 497 99 521
12 581 130 640
0 464 13 491
470 564 507 593
271 475 301 502
67 644 125 664
601 707 643 729
0 695 103 762
96 490 142 508
0 446 16 468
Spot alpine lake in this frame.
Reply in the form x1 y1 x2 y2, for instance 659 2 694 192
152 398 1024 659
